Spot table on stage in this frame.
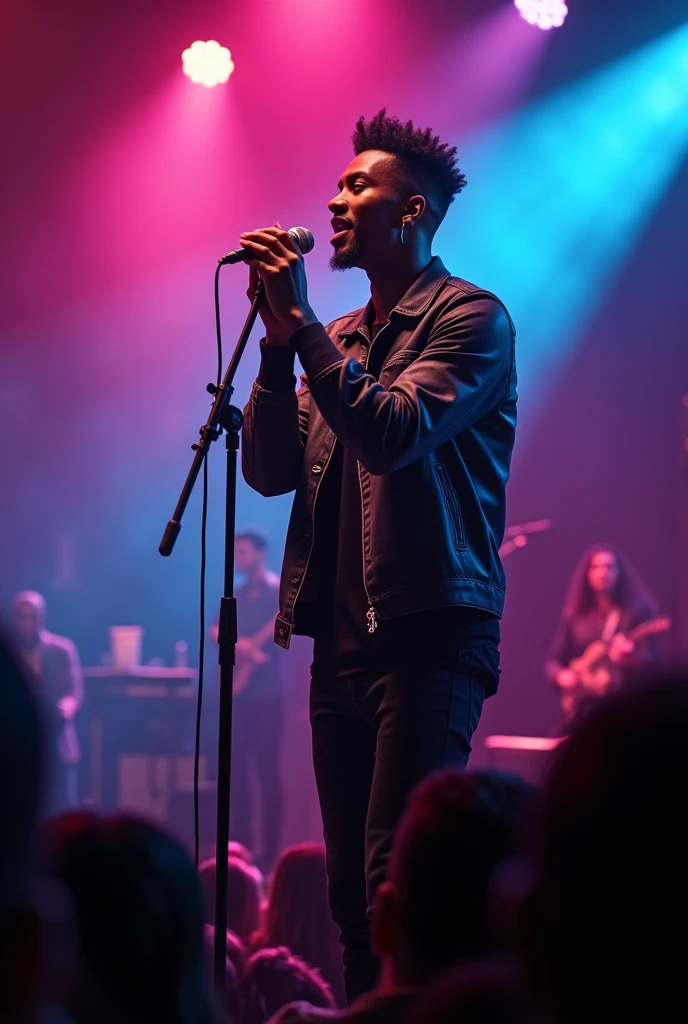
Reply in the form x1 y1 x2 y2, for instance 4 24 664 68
82 666 204 817
483 734 564 785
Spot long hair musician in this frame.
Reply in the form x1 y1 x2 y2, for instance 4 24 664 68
546 544 669 728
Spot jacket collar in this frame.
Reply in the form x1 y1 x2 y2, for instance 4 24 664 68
338 256 451 336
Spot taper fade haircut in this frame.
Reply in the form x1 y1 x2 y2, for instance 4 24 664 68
352 108 467 227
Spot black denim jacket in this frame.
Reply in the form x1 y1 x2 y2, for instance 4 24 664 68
241 257 517 649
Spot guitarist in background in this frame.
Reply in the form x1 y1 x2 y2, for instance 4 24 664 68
223 530 284 871
546 544 663 729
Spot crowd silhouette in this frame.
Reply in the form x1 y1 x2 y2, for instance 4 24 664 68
1 631 685 1023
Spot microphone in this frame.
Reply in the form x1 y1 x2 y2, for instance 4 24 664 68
218 226 314 265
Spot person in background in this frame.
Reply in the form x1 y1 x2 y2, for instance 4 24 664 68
522 668 688 1023
402 960 527 1024
251 843 346 1006
271 769 535 1024
229 840 254 864
0 634 51 1024
241 947 334 1024
205 923 248 983
11 590 83 810
203 925 241 1023
546 545 662 728
198 853 263 944
197 838 254 866
212 531 284 873
44 811 220 1024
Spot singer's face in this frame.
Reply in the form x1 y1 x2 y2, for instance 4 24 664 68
328 151 411 271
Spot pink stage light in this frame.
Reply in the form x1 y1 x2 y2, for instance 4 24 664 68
514 0 568 31
181 40 234 87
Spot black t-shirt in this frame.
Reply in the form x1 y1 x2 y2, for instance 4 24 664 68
296 320 500 687
236 573 283 690
237 574 279 636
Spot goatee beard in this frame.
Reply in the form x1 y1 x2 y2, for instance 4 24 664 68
329 238 362 271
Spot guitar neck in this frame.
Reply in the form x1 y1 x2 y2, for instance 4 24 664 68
251 614 277 650
626 616 672 644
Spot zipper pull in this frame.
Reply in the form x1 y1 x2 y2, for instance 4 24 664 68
366 605 378 634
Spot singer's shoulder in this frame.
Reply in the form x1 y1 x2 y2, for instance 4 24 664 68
324 307 367 338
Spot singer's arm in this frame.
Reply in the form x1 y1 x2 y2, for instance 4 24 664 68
241 341 310 497
289 294 514 476
239 226 513 477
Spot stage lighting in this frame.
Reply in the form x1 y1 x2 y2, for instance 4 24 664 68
514 0 568 30
182 40 234 87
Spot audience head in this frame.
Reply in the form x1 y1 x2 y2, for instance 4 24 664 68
524 669 688 1022
198 854 262 941
228 840 254 864
204 923 247 982
10 590 46 648
202 925 241 1021
198 839 253 865
261 843 343 1001
239 947 334 1024
0 634 47 1020
403 959 526 1024
44 811 218 1024
374 768 535 986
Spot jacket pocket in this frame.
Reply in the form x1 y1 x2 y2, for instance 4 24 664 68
435 463 466 551
380 350 421 384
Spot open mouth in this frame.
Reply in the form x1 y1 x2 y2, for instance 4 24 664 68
330 219 352 244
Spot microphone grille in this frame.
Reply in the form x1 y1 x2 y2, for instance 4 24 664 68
288 226 315 255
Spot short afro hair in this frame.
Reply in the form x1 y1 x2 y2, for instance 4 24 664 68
235 530 268 553
352 108 466 224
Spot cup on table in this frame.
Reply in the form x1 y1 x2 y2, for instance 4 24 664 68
109 626 144 670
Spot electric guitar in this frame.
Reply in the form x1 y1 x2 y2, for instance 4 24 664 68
233 614 278 695
560 616 672 721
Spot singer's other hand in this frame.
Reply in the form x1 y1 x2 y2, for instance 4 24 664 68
243 225 318 347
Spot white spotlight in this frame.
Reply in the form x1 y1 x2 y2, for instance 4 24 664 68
514 0 568 30
182 40 234 87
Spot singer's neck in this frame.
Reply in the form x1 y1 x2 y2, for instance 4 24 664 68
367 248 434 323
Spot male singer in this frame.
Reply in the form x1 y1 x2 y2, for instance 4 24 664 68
240 110 517 1000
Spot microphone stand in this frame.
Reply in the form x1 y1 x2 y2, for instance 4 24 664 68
159 278 265 995
499 518 552 558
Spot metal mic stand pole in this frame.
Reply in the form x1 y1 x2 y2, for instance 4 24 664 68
159 279 265 996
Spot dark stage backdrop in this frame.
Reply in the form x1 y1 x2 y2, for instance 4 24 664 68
1 0 686 837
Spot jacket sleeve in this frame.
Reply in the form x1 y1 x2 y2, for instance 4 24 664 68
291 294 513 475
241 342 310 497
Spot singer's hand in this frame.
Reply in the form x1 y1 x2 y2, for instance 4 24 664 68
243 225 318 347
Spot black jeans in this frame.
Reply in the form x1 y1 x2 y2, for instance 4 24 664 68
230 682 284 872
310 648 495 1003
